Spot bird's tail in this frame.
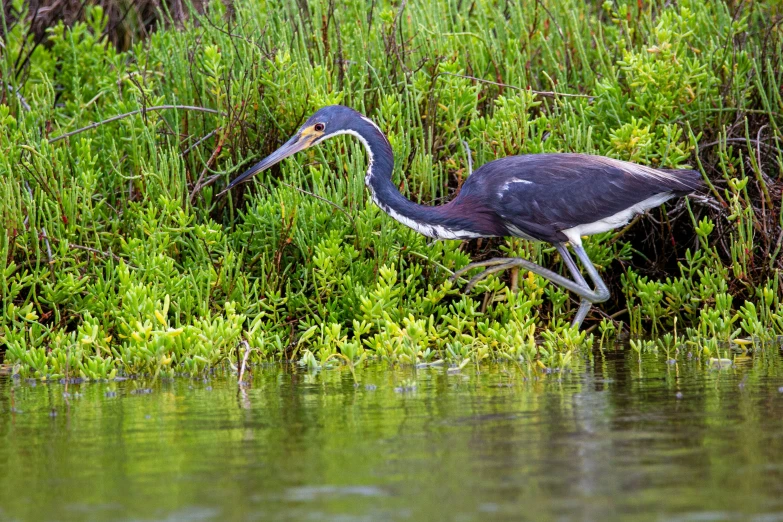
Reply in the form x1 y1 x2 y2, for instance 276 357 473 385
659 169 704 195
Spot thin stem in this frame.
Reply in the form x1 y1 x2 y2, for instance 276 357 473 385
48 105 225 144
181 128 219 157
67 243 137 269
277 180 356 229
238 341 252 385
439 71 592 99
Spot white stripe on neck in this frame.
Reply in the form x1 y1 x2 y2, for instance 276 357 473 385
317 129 484 240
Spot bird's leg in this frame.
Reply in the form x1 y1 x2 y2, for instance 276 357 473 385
451 245 610 329
500 253 608 330
571 244 611 304
450 258 517 283
572 300 593 329
455 256 589 300
555 244 593 328
464 262 520 293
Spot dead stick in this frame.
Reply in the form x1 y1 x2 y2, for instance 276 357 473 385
585 308 628 334
181 128 219 157
49 105 225 144
238 341 252 384
67 243 137 268
24 182 54 274
190 131 227 202
439 72 592 99
277 180 356 228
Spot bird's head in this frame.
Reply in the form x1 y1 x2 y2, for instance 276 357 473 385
220 105 362 195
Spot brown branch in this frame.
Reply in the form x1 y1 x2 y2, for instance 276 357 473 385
190 97 249 202
3 83 31 112
276 180 356 229
584 308 628 335
68 243 137 269
699 137 780 153
238 340 252 385
181 128 219 157
438 71 592 99
23 182 54 277
189 131 228 202
48 105 225 144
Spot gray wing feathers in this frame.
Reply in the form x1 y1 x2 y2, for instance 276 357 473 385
466 154 701 242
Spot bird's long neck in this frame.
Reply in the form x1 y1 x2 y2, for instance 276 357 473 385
346 117 484 240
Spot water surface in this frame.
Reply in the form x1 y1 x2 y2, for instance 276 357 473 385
2 348 783 521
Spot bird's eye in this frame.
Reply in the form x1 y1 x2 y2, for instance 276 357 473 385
314 123 325 132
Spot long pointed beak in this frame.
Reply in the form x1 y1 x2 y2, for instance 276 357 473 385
218 134 308 197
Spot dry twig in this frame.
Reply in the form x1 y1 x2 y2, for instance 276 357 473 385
238 341 252 385
49 105 225 144
439 71 592 99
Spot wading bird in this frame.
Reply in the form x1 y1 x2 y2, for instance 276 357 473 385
221 105 702 328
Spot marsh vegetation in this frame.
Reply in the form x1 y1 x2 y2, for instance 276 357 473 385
1 0 782 380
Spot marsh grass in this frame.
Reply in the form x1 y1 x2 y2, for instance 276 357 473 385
0 0 782 380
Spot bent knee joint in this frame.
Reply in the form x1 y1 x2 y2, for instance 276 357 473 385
592 287 611 303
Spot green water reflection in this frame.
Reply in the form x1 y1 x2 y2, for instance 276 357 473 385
2 348 783 521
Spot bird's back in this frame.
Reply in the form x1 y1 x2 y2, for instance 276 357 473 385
459 153 702 243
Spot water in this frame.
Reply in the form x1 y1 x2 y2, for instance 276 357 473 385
2 348 783 522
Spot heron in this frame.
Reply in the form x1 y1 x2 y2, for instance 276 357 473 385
221 105 702 328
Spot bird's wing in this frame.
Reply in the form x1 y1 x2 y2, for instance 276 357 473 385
465 154 701 242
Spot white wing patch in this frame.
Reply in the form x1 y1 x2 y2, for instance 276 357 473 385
499 178 533 198
562 192 674 246
502 178 533 190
